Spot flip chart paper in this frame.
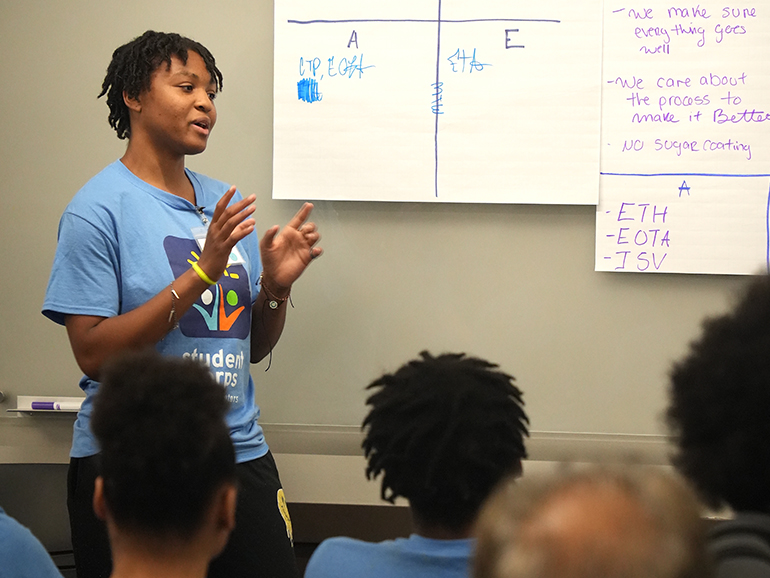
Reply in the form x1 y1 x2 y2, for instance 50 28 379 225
596 2 770 274
273 0 603 204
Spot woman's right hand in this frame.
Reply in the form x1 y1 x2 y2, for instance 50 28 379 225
64 188 258 380
196 186 257 282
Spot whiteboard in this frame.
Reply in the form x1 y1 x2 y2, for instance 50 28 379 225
273 0 603 204
596 1 770 274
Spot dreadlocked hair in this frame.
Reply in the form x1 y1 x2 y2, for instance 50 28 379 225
98 30 224 140
362 351 529 532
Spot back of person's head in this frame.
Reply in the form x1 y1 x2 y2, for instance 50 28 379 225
667 274 770 512
362 351 529 533
91 349 236 541
99 30 223 139
474 466 711 578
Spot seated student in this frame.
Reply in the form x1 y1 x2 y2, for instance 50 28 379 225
0 507 64 578
89 349 237 578
667 274 770 577
304 351 529 578
474 466 711 578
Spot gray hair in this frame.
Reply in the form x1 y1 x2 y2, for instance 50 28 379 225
474 466 712 578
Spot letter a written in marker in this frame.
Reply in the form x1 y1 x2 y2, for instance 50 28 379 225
348 30 358 49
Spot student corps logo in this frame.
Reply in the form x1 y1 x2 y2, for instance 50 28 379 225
164 237 250 339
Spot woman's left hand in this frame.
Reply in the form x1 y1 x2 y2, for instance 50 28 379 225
259 203 323 293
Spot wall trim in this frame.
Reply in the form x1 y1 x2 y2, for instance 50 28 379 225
262 424 672 465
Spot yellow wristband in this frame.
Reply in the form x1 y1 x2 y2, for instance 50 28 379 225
192 262 216 285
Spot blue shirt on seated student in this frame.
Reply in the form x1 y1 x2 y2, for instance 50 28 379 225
304 351 529 578
306 534 472 578
0 506 63 578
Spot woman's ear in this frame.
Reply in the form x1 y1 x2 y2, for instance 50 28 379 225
93 476 108 521
123 90 141 113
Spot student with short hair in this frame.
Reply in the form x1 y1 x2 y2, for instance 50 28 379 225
474 466 710 578
668 274 770 577
90 349 237 578
305 351 529 578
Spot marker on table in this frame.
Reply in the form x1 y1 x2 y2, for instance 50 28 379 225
30 401 82 411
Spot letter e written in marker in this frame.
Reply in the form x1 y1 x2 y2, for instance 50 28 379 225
505 29 523 49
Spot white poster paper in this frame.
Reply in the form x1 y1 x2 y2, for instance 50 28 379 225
273 0 603 204
596 2 770 274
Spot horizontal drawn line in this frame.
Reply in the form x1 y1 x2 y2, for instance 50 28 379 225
288 18 560 24
601 172 770 178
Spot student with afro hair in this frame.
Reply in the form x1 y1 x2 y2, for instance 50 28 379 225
668 274 770 578
43 30 322 578
305 351 529 578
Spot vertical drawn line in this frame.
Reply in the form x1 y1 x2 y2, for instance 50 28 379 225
766 179 770 273
434 0 442 197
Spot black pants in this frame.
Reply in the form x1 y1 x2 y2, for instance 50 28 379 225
67 455 111 578
67 451 300 578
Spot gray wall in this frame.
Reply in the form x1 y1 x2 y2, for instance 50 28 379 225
0 464 69 550
0 0 748 462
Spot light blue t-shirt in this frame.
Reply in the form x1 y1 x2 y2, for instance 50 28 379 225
0 507 63 578
304 534 474 578
42 160 267 463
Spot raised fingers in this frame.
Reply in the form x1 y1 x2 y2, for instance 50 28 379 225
212 186 238 222
213 192 256 240
286 202 314 231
